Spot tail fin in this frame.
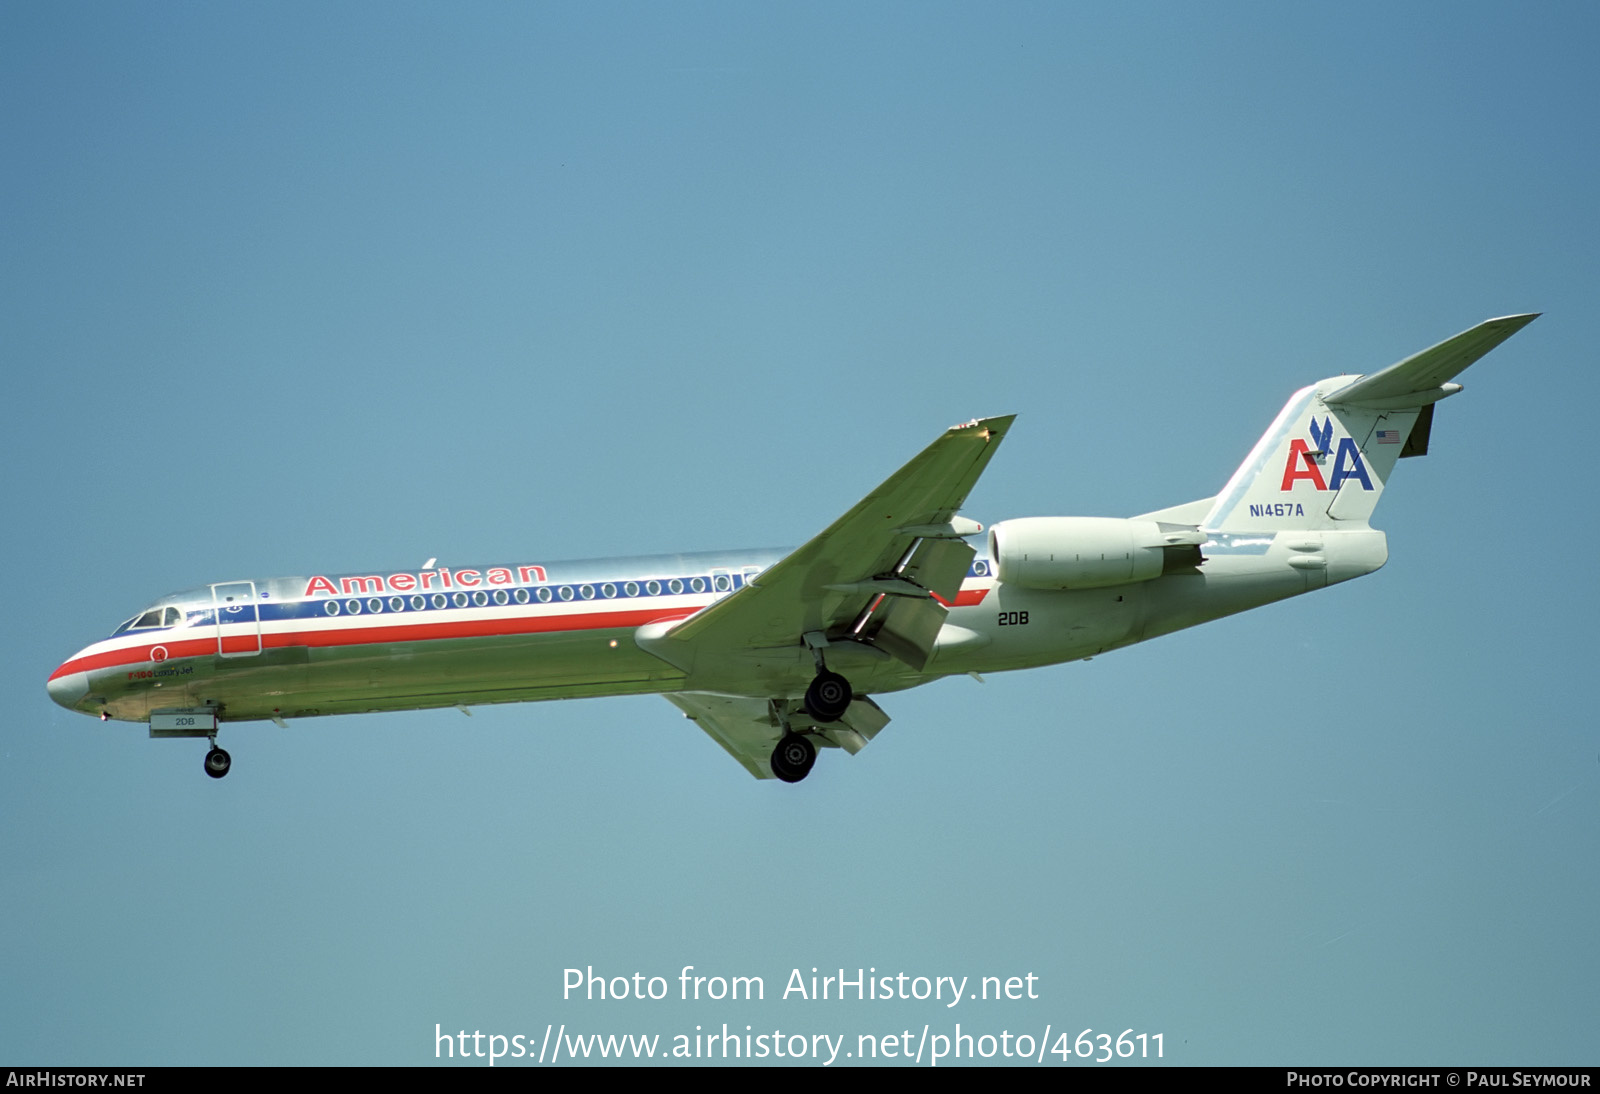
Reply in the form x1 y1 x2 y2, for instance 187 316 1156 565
1202 314 1538 533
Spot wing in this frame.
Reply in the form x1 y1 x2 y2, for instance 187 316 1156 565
666 691 892 780
645 415 1014 673
666 693 779 778
647 415 1013 779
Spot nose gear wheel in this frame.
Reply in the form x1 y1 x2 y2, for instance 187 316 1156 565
204 747 232 779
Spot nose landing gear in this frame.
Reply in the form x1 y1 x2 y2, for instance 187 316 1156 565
148 711 230 779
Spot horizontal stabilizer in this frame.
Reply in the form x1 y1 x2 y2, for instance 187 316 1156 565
1324 314 1539 408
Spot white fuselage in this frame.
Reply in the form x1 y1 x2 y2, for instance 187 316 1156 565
46 529 1387 726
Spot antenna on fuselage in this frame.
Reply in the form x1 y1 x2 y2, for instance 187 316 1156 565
423 557 437 569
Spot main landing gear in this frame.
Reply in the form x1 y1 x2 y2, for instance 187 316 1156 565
770 733 816 784
204 737 231 779
769 667 857 783
804 670 853 723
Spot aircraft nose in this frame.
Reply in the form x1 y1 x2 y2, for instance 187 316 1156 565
47 668 91 711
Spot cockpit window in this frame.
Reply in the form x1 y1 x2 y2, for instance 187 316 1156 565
121 606 184 633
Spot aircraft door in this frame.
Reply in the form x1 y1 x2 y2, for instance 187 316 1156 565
212 582 263 657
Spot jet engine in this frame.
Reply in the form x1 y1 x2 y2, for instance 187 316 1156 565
987 517 1202 590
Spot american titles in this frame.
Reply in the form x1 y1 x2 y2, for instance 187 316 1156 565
304 565 548 598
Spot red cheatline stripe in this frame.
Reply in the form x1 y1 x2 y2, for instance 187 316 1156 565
51 636 219 678
936 588 991 608
49 606 699 679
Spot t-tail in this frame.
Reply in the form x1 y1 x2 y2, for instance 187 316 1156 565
1202 314 1539 534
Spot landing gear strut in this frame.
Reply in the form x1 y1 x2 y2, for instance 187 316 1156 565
804 670 853 723
204 738 231 779
770 733 816 783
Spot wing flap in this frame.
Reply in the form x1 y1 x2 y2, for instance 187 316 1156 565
904 536 977 603
867 594 948 671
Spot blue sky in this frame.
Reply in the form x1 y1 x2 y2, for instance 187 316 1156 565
4 1 1596 1066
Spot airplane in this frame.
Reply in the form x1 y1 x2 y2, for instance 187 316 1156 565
47 314 1538 783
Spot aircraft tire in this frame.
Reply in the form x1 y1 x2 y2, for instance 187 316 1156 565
770 733 816 783
804 671 852 723
204 747 231 779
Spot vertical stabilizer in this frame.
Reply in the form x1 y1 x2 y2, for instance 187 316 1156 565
1201 383 1418 532
1201 314 1537 533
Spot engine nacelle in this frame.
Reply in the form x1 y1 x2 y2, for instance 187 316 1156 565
988 517 1174 590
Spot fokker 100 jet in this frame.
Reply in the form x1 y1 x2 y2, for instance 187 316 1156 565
48 315 1538 782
